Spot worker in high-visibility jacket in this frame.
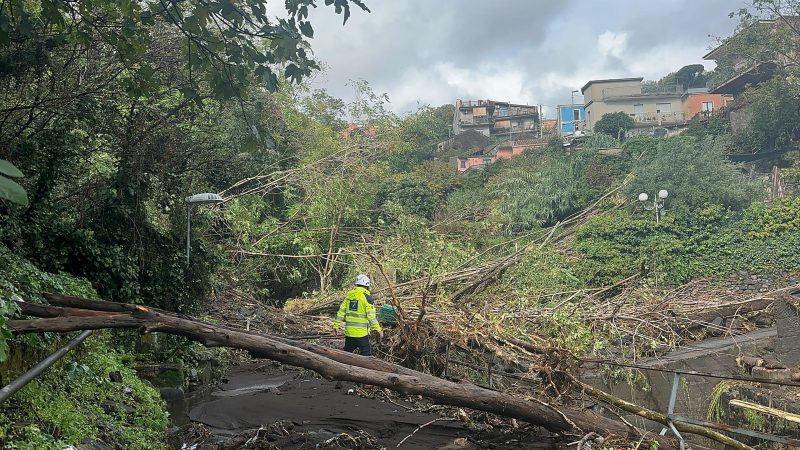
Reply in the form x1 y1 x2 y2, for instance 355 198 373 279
332 274 383 356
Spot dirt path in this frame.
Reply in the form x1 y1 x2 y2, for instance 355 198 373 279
176 362 565 449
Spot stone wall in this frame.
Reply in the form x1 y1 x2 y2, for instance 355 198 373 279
726 271 800 296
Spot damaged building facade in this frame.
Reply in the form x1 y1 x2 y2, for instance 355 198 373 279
452 99 540 138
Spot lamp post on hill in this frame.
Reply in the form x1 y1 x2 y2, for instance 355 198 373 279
186 193 224 266
638 189 669 223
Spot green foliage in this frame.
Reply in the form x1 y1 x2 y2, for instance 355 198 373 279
383 214 477 282
673 64 708 90
643 64 708 93
683 115 732 139
490 149 588 230
0 0 369 99
574 211 655 285
0 243 98 361
538 311 605 354
507 249 581 294
737 77 800 151
0 337 168 449
0 159 27 206
742 197 800 237
576 199 800 286
377 179 437 220
0 250 166 448
627 136 763 215
593 112 635 140
582 133 621 150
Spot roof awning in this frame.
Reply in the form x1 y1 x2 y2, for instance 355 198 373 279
711 62 778 95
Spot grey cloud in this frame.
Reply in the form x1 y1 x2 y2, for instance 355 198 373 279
296 0 740 114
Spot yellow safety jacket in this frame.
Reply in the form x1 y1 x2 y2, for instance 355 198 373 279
333 286 382 338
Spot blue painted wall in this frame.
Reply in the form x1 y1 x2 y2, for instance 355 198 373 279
558 105 586 134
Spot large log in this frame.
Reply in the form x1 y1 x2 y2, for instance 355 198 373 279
11 296 676 447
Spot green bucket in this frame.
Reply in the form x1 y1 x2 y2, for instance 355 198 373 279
377 304 397 324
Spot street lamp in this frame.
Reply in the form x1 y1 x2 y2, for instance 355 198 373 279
186 193 224 266
638 189 669 223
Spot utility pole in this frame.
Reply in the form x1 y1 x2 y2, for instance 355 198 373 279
539 104 543 137
571 90 580 135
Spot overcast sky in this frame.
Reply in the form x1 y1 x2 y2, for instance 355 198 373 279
283 0 746 119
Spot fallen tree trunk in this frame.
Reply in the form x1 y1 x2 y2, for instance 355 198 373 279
11 295 678 447
574 378 754 450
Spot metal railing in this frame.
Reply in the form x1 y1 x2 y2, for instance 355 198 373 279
443 343 800 447
632 112 686 124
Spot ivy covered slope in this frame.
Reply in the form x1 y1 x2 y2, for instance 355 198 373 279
0 245 168 450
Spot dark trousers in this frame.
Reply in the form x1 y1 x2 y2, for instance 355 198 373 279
344 336 371 356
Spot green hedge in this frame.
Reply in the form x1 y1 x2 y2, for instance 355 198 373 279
575 200 800 286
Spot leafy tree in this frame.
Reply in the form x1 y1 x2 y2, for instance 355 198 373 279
643 64 708 93
737 77 800 151
673 64 707 90
0 0 373 311
628 136 763 214
490 147 591 230
301 88 348 130
593 112 635 140
0 0 370 99
377 179 437 220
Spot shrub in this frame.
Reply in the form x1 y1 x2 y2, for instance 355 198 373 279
594 112 635 140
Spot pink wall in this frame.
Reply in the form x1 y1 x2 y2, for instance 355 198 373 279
457 143 548 174
457 156 495 174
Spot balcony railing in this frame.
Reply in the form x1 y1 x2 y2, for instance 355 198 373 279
632 112 686 124
458 100 488 108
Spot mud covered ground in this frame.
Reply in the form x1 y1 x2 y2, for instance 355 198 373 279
171 361 567 450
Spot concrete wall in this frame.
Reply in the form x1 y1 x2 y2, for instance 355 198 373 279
583 79 642 104
587 96 685 129
583 79 643 129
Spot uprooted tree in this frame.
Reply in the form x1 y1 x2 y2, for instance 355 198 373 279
7 293 756 450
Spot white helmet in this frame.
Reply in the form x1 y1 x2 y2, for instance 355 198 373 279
355 274 370 287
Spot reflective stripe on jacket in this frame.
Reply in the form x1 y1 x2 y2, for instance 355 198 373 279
332 286 382 338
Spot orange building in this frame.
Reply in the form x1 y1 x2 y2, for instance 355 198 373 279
682 91 733 120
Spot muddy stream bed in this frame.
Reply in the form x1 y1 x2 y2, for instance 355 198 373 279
168 362 565 450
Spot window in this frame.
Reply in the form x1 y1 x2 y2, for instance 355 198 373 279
573 109 581 121
702 101 713 112
656 103 671 113
499 107 508 117
460 160 466 169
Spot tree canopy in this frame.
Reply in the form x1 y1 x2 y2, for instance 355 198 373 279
593 112 635 139
0 0 369 99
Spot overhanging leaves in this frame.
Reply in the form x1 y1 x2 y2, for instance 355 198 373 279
0 175 28 206
0 0 371 99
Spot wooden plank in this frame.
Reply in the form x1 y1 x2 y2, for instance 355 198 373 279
730 399 800 424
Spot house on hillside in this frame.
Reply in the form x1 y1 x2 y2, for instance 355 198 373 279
557 104 586 135
452 99 540 138
703 17 800 96
581 78 734 132
582 77 686 131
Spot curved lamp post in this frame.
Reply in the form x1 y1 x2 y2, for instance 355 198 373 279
186 193 223 266
638 189 668 223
